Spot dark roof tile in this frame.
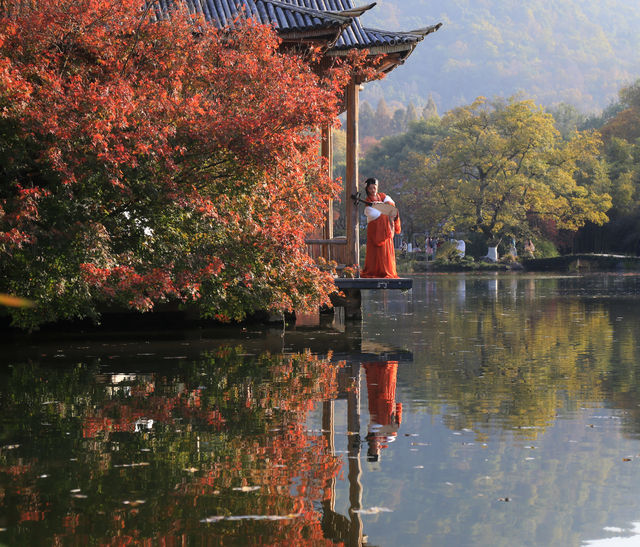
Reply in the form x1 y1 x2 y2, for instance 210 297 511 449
165 0 350 32
155 1 439 52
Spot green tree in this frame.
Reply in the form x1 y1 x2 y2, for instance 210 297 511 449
360 118 448 237
410 97 612 249
373 98 393 138
573 79 640 253
548 102 587 139
359 100 375 140
406 102 419 125
391 106 406 134
422 94 438 120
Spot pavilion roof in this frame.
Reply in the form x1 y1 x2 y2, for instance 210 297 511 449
158 0 351 33
162 0 441 56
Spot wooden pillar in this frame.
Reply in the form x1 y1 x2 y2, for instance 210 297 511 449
345 81 359 268
322 400 335 510
321 124 334 245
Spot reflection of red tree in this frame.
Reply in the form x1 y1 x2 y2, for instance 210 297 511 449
364 361 402 461
2 352 343 545
82 389 226 438
175 423 342 545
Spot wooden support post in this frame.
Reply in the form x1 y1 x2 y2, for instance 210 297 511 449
322 400 335 510
321 124 334 256
345 81 359 268
329 288 361 320
347 363 363 544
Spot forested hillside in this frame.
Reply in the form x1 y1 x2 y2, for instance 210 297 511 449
359 0 640 113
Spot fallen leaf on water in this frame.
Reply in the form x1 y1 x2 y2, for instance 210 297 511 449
123 500 146 507
232 486 261 492
201 513 303 523
353 507 393 515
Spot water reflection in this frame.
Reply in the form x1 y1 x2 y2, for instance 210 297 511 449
364 361 402 462
4 274 640 545
0 349 344 544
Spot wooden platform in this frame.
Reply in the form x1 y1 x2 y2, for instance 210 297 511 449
334 277 412 290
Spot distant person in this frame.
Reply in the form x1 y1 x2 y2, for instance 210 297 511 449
361 178 401 278
509 237 517 259
425 237 433 261
524 239 536 258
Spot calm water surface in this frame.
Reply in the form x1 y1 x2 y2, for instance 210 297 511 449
2 273 640 546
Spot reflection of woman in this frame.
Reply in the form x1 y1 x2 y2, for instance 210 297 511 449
361 178 401 279
364 361 402 461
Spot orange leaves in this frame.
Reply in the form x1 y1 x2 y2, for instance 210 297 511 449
1 0 349 326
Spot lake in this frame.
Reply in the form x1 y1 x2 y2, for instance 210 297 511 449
2 273 640 546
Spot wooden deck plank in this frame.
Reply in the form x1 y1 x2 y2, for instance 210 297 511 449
334 278 412 290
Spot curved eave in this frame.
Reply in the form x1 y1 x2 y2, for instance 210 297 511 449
329 22 440 51
326 42 417 57
329 2 377 18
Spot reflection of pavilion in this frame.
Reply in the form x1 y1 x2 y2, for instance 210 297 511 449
321 355 409 546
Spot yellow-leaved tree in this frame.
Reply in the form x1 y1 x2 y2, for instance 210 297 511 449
408 97 612 254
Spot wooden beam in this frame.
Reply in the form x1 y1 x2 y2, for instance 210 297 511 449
304 238 347 245
345 81 359 268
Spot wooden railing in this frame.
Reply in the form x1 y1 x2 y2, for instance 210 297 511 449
305 236 349 266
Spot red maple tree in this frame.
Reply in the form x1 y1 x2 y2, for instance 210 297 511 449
0 0 356 328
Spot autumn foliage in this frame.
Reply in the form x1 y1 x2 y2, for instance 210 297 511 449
0 0 353 328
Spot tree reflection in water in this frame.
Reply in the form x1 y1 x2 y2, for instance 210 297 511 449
0 348 345 545
6 275 640 545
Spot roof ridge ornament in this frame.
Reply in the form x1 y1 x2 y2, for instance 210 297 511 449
404 23 443 37
330 2 377 18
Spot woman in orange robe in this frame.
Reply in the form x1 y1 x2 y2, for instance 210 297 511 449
360 178 401 278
